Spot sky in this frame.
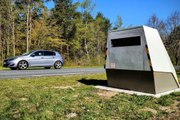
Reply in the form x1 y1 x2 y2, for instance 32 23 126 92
45 0 180 27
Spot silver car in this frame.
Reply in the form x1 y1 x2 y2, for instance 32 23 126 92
3 50 64 70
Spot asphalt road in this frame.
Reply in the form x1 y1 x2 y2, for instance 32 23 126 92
0 68 105 80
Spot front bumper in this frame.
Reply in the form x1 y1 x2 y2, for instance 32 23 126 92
3 60 16 67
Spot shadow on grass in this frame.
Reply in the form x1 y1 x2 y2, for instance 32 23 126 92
78 78 107 86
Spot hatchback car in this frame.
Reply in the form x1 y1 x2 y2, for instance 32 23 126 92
3 50 64 70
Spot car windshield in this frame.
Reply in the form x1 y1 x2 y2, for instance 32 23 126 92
22 51 33 56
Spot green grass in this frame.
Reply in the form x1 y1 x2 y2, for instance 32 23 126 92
0 66 9 70
0 74 179 119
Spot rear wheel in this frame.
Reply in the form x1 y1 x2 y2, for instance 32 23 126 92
10 67 17 70
45 67 51 69
18 60 28 70
54 61 62 69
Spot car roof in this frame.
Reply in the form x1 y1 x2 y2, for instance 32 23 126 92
34 50 56 52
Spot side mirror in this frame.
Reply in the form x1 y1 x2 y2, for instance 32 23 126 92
31 54 35 57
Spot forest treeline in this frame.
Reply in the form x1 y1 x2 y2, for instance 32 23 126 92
0 0 111 65
0 0 180 65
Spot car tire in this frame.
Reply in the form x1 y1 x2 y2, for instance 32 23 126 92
18 60 28 70
54 61 62 69
45 67 51 69
10 67 17 70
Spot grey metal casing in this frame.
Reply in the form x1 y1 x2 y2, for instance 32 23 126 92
106 27 150 71
105 26 180 94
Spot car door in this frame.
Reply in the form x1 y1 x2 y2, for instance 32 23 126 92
43 51 56 66
28 51 44 66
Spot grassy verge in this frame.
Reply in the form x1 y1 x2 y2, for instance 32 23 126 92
0 66 8 70
0 65 103 70
64 65 103 68
0 74 179 119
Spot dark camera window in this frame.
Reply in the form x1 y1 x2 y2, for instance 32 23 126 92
111 36 141 47
44 51 55 56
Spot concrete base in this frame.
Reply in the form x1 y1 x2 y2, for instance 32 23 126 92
95 85 180 98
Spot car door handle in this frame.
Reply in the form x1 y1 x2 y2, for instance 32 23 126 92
41 57 44 59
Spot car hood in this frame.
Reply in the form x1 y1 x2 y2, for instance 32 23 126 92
5 57 18 61
5 55 27 61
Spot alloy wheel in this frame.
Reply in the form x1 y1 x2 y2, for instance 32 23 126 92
18 61 28 70
54 61 62 69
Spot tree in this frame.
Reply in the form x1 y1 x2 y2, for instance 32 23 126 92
95 12 111 64
96 12 111 35
147 14 167 40
0 0 112 66
15 0 31 52
166 11 180 35
0 0 12 59
11 2 16 57
167 26 180 65
71 13 84 63
51 0 78 60
113 16 123 30
81 0 95 62
0 1 2 61
33 7 65 52
15 0 45 53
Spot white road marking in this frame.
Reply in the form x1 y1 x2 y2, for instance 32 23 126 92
32 72 88 77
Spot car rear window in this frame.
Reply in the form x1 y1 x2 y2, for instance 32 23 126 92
44 51 55 56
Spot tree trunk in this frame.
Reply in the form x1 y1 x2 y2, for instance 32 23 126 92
61 44 63 54
29 7 32 50
6 8 11 57
175 56 178 65
67 45 69 60
37 36 41 49
97 32 100 65
12 17 15 56
173 46 179 65
11 5 15 57
85 21 90 62
3 35 5 59
26 3 30 53
0 13 2 61
6 35 10 58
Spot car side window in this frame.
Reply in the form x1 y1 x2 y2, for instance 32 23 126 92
34 51 43 56
44 51 55 56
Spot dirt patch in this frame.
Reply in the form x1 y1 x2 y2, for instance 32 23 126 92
45 83 81 90
153 111 180 120
52 86 74 89
140 107 157 114
159 100 179 113
153 100 180 119
20 97 28 101
66 112 77 118
95 89 118 99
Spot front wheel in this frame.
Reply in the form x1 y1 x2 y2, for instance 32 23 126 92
54 61 62 69
18 60 28 70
